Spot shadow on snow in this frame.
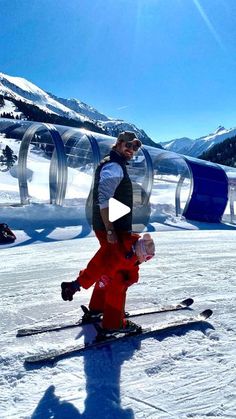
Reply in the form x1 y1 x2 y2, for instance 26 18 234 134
30 322 213 419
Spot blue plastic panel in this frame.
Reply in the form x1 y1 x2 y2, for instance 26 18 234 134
183 160 228 222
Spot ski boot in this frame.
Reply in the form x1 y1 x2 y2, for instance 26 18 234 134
81 305 103 324
95 320 142 342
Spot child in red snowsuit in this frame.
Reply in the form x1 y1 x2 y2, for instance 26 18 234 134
61 232 155 331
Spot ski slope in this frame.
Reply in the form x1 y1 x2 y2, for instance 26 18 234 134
1 227 236 418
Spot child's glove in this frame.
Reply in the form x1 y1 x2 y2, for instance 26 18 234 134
135 233 155 263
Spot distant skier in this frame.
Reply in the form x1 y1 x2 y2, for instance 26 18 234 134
61 131 155 339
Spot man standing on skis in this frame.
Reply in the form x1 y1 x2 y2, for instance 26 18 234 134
61 131 155 338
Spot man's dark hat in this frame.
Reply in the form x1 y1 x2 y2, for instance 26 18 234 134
116 131 142 147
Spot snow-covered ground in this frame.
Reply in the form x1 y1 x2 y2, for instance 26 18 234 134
1 227 236 419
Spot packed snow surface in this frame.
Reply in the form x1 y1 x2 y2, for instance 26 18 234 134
0 226 236 419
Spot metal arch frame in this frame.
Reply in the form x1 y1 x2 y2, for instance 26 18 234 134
57 128 101 206
140 146 154 205
175 170 194 217
60 127 101 168
221 170 236 223
229 189 235 223
228 181 236 223
18 123 67 205
150 149 192 217
50 127 82 204
175 175 185 216
80 132 101 169
84 133 102 210
59 128 101 169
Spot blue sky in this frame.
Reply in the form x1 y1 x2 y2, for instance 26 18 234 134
1 0 236 142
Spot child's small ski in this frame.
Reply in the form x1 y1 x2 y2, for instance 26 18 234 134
17 298 194 337
24 308 212 364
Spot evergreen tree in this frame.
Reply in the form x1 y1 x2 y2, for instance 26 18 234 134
199 136 236 167
0 145 17 171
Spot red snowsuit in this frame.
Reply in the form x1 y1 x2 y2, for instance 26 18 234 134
77 230 141 329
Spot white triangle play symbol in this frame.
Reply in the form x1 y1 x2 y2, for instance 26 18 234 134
108 198 131 222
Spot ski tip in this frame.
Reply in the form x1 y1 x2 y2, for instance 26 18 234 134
180 298 194 308
24 356 41 364
16 329 29 337
200 309 213 320
25 353 57 364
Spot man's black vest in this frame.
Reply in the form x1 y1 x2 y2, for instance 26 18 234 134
92 149 133 231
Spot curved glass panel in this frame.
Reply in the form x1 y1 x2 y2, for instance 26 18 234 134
1 117 236 226
17 123 67 205
218 163 236 224
23 125 54 204
62 130 99 208
147 147 191 222
0 131 21 206
128 147 153 228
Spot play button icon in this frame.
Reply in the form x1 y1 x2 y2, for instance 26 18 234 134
108 198 131 222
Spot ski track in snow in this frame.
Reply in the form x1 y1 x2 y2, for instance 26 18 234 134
0 229 236 418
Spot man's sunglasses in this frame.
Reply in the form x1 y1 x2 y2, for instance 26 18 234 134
124 141 140 152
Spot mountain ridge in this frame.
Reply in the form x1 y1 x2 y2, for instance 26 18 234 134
0 72 161 149
2 71 236 156
161 126 236 157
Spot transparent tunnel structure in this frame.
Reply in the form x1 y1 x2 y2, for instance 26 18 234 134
0 118 235 225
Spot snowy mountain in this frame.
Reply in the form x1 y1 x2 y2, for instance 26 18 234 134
2 71 236 156
161 126 236 157
0 72 104 123
0 72 160 148
48 94 110 122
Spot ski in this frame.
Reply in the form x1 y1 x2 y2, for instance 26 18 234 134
17 298 194 337
24 308 212 364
